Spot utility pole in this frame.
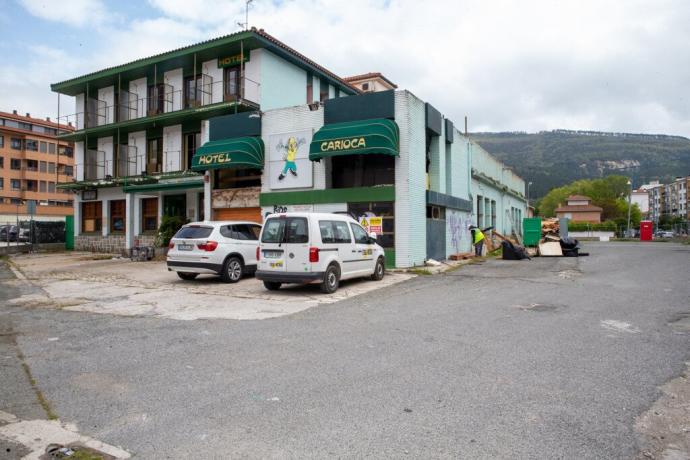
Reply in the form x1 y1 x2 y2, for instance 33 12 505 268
627 179 632 237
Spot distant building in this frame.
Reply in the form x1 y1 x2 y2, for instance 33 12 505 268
0 110 74 222
555 195 602 223
647 182 664 223
344 72 397 93
631 188 649 218
663 176 689 221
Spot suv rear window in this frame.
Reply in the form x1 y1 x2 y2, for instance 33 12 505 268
262 217 308 244
174 226 213 239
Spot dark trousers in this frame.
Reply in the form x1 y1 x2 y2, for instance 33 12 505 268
474 240 484 256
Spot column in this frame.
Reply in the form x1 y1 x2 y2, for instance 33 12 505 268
204 171 212 221
125 193 134 249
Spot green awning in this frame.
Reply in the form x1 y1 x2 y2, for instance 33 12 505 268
122 179 203 193
191 136 264 171
309 118 399 161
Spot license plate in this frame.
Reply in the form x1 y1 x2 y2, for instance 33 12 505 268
269 261 284 268
178 243 194 251
263 250 282 259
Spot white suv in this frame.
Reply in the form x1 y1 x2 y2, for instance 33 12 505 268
256 212 386 293
167 221 262 283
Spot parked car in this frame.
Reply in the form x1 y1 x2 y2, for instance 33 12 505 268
256 212 386 294
166 221 262 282
0 225 18 242
657 230 675 238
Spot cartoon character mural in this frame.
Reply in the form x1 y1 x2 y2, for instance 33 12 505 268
269 130 312 189
277 136 303 180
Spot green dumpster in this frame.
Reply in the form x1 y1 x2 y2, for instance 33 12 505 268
523 217 542 246
65 215 74 250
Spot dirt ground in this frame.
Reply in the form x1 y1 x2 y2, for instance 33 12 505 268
6 252 413 321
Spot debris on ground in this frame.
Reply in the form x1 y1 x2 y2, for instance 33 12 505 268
425 258 442 267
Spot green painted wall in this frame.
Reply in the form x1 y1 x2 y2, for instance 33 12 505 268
259 186 395 206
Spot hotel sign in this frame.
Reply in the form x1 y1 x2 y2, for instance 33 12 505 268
217 53 249 68
196 152 232 166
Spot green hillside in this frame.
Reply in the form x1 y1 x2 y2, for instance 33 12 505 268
471 130 690 198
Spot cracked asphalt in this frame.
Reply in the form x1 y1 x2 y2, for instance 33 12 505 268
1 242 689 459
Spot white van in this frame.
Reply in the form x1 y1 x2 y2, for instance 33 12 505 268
255 212 386 293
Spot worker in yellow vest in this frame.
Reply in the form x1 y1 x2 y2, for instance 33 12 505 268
469 225 486 256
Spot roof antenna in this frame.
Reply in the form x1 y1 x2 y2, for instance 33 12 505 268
238 0 254 30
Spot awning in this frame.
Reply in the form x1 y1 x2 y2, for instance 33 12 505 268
309 118 399 161
122 178 203 193
191 136 264 171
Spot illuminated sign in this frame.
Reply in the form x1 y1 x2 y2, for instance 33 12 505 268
217 54 249 68
319 137 366 152
197 153 232 165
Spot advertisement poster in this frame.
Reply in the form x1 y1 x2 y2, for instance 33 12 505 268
268 130 313 190
359 215 383 235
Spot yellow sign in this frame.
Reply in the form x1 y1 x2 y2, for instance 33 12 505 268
320 137 366 152
368 217 383 234
217 54 249 68
198 153 232 165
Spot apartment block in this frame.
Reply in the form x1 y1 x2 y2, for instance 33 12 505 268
0 110 74 221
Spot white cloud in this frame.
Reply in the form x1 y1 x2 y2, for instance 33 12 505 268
18 0 108 27
7 0 690 135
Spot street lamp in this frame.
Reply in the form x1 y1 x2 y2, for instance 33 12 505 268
626 179 632 237
527 181 533 208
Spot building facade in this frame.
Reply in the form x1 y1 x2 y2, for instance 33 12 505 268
0 110 74 222
646 177 689 223
344 73 397 93
53 29 527 265
52 28 358 253
554 195 603 223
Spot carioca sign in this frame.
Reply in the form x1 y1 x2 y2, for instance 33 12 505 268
217 53 249 68
320 137 366 152
197 152 232 165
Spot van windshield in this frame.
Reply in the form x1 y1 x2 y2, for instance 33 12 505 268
262 217 308 244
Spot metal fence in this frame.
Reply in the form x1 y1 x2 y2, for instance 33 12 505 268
1 220 66 248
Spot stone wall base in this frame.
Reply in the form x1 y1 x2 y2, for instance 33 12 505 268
75 234 158 256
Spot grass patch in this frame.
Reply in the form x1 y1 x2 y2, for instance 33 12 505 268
409 268 433 275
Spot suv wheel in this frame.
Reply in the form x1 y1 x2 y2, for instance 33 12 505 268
221 257 243 283
177 272 198 281
263 281 282 291
320 264 340 294
370 257 385 281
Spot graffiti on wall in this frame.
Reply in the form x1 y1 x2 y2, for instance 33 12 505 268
448 211 472 254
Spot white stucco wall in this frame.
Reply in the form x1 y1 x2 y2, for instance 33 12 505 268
163 125 182 172
126 131 146 176
201 58 223 104
164 68 183 112
97 136 113 178
244 48 262 104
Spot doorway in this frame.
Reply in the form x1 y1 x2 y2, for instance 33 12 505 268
163 194 186 220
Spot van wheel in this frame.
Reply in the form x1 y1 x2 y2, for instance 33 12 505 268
371 257 385 281
177 272 198 281
221 257 243 283
263 281 282 291
320 264 340 294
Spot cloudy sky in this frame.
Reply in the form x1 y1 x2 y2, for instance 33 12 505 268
2 0 689 135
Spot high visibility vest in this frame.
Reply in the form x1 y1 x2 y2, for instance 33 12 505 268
473 229 485 244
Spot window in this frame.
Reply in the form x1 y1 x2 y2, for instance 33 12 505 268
0 135 3 148
0 157 3 168
39 161 47 173
260 217 308 244
319 220 352 244
25 180 37 191
426 205 445 219
0 178 3 189
48 182 55 193
141 197 158 232
146 138 163 174
175 225 213 239
39 141 47 153
11 179 20 190
147 84 165 115
11 138 22 150
63 165 73 176
331 154 395 189
319 78 328 102
491 200 497 228
25 140 38 151
39 181 47 193
214 167 261 189
223 66 240 100
48 162 55 174
19 122 31 131
350 223 370 244
110 200 126 233
476 195 484 227
81 201 102 233
184 132 201 170
220 224 261 240
48 143 56 154
362 82 369 91
306 75 313 104
26 160 37 171
348 201 395 248
10 158 21 170
184 74 203 108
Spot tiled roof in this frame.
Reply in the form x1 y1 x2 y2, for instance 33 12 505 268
344 72 398 88
566 194 591 201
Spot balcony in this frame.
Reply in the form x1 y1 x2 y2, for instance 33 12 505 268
57 76 260 143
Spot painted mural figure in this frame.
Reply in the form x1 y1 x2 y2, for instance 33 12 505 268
278 136 299 180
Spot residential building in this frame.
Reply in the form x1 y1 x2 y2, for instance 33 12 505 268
0 110 74 222
344 73 397 93
52 27 359 253
53 28 527 265
554 195 602 223
631 188 649 219
663 176 689 220
647 182 664 223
